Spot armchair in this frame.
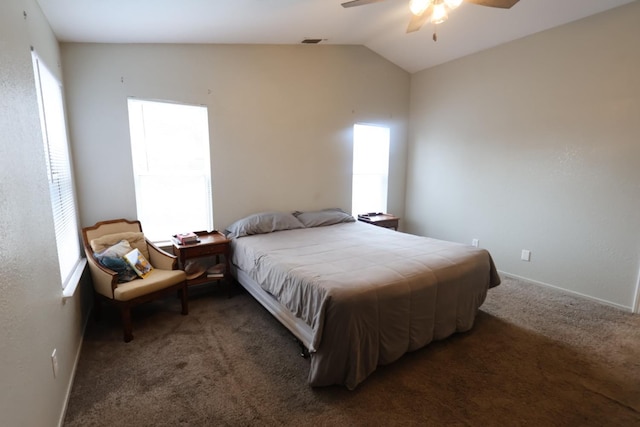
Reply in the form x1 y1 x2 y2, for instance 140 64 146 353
82 218 188 342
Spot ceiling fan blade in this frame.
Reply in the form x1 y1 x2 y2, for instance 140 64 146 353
465 0 520 9
406 6 431 33
341 0 387 8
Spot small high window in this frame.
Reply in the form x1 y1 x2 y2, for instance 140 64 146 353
351 123 390 216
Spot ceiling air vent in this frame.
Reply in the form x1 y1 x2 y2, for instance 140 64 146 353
301 38 324 44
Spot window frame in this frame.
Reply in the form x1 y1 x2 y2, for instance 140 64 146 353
126 98 214 242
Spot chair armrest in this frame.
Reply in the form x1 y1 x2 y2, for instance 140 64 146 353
146 239 178 270
84 247 118 299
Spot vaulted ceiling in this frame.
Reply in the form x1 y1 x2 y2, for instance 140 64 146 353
37 0 635 73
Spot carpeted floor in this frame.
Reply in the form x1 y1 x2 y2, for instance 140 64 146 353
63 276 640 426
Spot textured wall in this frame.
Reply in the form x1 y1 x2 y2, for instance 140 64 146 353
406 3 640 309
61 43 410 232
0 0 89 425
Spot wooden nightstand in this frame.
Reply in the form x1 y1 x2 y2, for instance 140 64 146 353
172 230 230 287
357 213 400 230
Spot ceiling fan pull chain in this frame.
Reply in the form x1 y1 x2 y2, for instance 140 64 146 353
433 31 437 42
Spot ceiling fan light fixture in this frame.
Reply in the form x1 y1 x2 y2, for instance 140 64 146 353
409 0 431 16
444 0 463 10
343 0 521 37
431 2 448 24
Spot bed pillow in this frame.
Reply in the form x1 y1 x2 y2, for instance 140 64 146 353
93 239 138 282
292 208 355 228
224 212 305 239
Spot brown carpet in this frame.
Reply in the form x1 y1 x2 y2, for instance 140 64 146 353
63 276 640 426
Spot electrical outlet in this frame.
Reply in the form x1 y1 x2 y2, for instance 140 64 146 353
471 239 479 247
521 249 531 262
51 349 58 379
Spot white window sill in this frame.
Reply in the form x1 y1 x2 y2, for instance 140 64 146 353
62 257 88 300
154 239 174 248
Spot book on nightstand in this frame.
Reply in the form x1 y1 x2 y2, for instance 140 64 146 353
206 263 225 278
174 232 199 245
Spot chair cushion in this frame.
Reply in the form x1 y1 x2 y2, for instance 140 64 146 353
113 268 186 301
90 231 150 260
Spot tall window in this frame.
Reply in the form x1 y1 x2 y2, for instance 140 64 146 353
32 51 82 290
127 98 213 241
351 123 390 216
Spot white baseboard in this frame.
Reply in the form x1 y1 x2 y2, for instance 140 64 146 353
57 309 91 427
633 267 640 314
498 270 633 313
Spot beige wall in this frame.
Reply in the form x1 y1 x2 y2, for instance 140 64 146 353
61 43 410 232
406 2 640 309
0 0 91 425
2 2 637 423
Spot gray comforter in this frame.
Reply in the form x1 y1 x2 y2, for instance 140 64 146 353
231 221 500 389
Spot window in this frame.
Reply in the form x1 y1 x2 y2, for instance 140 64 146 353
32 51 83 291
127 98 213 241
351 123 390 216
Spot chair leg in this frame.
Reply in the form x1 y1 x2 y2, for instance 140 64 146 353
121 305 133 342
180 284 189 315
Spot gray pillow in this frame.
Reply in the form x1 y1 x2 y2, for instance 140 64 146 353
224 212 305 239
292 208 355 228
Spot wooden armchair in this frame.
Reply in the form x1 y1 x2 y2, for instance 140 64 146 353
82 218 188 342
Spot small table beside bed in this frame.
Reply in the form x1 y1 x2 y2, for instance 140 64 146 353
225 209 501 390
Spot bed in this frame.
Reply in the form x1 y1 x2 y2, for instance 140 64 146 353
226 210 501 390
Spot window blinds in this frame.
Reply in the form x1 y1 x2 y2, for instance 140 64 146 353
32 52 82 289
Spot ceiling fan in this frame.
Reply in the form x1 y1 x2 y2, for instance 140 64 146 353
341 0 520 37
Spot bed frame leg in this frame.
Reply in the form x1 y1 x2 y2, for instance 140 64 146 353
293 337 309 358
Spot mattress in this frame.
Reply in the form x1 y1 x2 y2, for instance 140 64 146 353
230 221 500 389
